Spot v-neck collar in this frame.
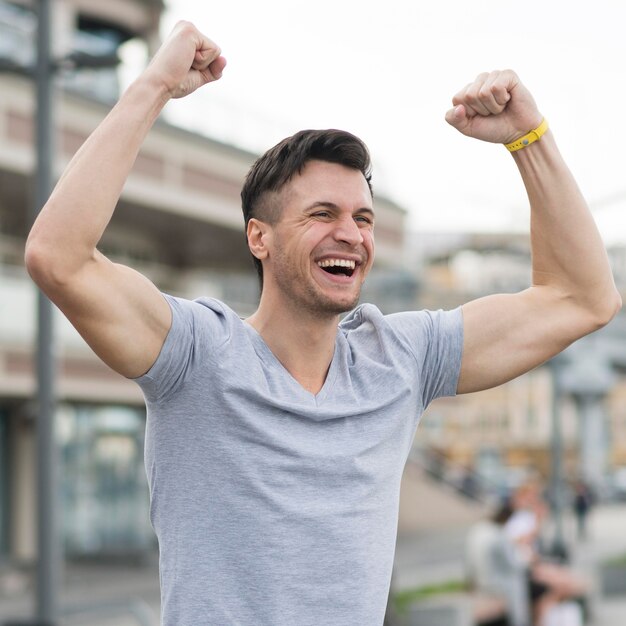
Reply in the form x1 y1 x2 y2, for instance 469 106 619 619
243 321 341 405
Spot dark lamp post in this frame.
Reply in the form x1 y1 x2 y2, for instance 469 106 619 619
0 1 118 623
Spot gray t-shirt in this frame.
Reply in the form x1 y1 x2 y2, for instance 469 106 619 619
136 295 463 626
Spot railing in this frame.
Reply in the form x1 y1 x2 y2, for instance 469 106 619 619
406 446 502 506
61 598 157 626
3 598 156 626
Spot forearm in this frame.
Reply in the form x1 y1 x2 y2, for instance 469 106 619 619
25 76 169 279
451 70 621 395
513 130 621 320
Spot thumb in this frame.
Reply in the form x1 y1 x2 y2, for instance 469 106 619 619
208 55 227 81
445 104 470 130
195 55 227 87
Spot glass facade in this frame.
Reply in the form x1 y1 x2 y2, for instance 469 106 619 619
0 1 35 68
0 0 124 102
59 404 155 558
62 27 122 102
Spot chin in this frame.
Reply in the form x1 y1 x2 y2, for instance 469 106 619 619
286 278 362 317
317 292 361 315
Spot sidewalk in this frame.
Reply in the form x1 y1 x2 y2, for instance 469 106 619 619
570 503 626 626
393 501 626 626
0 557 162 625
1 503 626 625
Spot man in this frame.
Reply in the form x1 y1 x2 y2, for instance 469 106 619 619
25 20 620 626
465 502 530 626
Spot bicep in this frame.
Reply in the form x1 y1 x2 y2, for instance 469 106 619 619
457 287 595 394
40 251 172 378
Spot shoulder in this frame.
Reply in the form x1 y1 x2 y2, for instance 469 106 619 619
134 295 245 399
163 294 244 345
166 294 235 316
340 303 463 343
339 303 384 330
164 294 240 320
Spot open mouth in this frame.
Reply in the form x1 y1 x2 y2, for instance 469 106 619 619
317 259 356 278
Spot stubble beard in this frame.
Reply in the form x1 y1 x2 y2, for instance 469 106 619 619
272 250 362 318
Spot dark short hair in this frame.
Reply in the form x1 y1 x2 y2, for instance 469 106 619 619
492 500 514 525
241 129 373 287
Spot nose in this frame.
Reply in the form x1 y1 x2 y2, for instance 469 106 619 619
333 214 363 246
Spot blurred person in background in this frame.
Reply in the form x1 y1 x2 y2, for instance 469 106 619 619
466 501 530 626
506 482 590 625
24 20 620 626
572 479 594 541
505 481 548 563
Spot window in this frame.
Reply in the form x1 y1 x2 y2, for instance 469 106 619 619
59 404 154 558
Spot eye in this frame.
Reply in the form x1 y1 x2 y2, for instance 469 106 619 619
312 211 331 219
355 215 373 226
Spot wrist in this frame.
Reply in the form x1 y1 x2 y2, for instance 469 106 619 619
504 118 548 152
130 71 173 109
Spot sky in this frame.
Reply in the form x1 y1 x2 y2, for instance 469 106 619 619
132 0 626 245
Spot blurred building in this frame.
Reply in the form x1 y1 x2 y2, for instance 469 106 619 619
2 0 625 577
0 0 412 564
414 232 626 496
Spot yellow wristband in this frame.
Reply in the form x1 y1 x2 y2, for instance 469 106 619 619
504 118 549 152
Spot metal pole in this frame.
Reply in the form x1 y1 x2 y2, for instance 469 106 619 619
2 5 120 624
34 0 60 623
549 361 567 561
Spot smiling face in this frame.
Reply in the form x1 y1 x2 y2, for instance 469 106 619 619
252 160 375 317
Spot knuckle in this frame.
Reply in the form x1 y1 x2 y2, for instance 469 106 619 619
175 20 196 36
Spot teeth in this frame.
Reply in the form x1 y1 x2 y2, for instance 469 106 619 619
317 259 356 269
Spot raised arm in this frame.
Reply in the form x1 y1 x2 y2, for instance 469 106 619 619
25 22 226 378
444 70 621 394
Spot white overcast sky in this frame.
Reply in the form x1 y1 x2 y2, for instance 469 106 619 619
135 0 626 244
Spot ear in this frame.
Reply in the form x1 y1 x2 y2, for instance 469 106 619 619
247 218 271 260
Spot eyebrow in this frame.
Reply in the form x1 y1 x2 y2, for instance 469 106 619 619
306 201 376 218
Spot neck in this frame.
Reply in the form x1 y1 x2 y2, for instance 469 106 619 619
246 291 341 395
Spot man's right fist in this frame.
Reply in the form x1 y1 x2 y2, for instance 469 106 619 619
143 21 226 101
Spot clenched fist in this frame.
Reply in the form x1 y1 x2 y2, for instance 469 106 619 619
142 21 226 101
445 70 543 145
